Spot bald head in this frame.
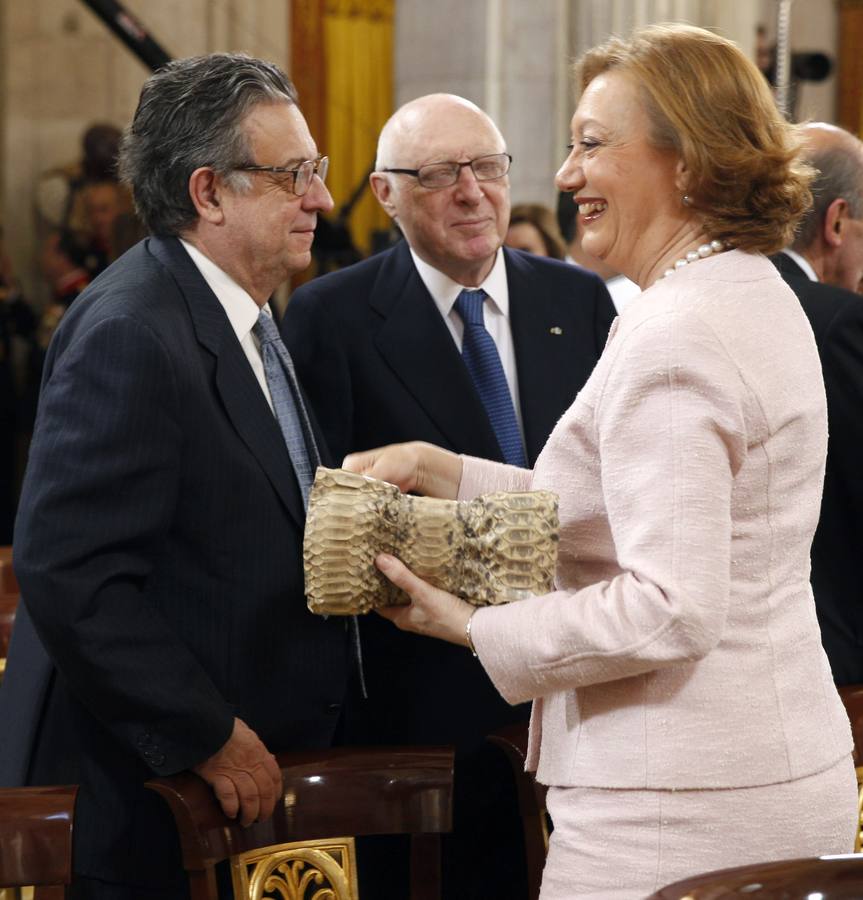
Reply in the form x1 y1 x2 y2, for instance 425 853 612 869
801 122 863 158
369 93 511 287
375 94 505 170
793 122 863 254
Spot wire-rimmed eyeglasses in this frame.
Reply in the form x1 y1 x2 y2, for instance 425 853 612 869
381 153 512 190
232 155 329 197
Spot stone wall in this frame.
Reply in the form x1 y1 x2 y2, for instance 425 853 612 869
394 0 836 209
0 0 841 299
0 0 288 301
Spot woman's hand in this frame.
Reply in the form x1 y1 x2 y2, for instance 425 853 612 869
375 553 475 648
342 441 462 499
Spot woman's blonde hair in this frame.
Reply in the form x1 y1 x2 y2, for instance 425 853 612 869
577 24 813 254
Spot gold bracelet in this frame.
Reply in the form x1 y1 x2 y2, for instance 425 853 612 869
465 610 478 657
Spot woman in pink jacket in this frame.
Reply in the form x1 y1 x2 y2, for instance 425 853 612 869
345 24 857 899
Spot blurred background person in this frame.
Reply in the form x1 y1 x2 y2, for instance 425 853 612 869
36 123 137 292
40 229 91 311
505 202 566 259
345 24 856 899
34 228 93 375
81 179 131 277
36 122 124 235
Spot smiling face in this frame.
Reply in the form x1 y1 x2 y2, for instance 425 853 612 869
556 70 690 286
218 101 333 299
372 98 510 286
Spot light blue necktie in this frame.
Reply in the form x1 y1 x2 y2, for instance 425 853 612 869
253 310 318 506
455 289 527 467
255 311 367 694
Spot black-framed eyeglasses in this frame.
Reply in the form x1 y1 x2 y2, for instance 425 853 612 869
232 155 329 197
381 153 512 189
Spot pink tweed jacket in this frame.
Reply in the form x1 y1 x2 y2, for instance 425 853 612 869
465 249 852 790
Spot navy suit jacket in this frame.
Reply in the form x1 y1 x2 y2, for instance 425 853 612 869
772 251 863 685
284 241 614 468
282 241 615 750
0 237 351 888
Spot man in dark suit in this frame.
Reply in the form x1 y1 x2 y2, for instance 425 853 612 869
771 122 863 686
283 92 615 899
0 54 353 899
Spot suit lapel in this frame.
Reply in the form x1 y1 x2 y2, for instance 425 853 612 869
371 243 503 460
771 251 808 280
506 248 576 463
147 237 306 528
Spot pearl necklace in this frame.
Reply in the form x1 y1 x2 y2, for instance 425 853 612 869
661 239 726 279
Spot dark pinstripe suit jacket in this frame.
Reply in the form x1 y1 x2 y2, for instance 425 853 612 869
0 236 351 889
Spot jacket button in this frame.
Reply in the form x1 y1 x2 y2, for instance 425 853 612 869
326 703 341 713
136 733 152 747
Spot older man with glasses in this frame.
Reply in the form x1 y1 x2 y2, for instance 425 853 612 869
283 92 615 900
0 53 354 900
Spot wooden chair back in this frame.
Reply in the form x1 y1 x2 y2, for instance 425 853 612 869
147 745 453 900
838 684 863 852
839 685 863 766
0 593 16 657
0 548 17 595
647 853 863 898
0 785 78 900
487 722 549 900
0 547 19 685
0 594 18 686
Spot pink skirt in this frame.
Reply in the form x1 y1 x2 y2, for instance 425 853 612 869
540 755 858 899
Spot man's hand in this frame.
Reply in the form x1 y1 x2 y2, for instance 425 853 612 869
193 717 283 827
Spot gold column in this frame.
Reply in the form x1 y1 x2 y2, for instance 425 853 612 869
837 0 863 135
290 0 327 152
322 0 394 255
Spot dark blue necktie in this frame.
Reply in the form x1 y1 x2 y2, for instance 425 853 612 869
455 289 526 467
254 310 319 507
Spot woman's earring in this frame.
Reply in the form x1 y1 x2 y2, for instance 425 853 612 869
682 194 692 207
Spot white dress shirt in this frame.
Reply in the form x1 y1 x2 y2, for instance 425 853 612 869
563 254 639 313
180 239 275 412
410 247 524 434
605 274 641 312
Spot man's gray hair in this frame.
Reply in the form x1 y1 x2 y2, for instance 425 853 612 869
119 53 298 236
793 144 863 252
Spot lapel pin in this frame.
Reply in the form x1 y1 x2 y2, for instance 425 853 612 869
549 326 563 335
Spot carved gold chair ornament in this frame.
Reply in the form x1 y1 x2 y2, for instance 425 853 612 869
303 467 559 615
231 837 358 900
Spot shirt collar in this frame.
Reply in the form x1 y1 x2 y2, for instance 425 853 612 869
781 248 819 282
179 238 271 340
410 247 510 319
